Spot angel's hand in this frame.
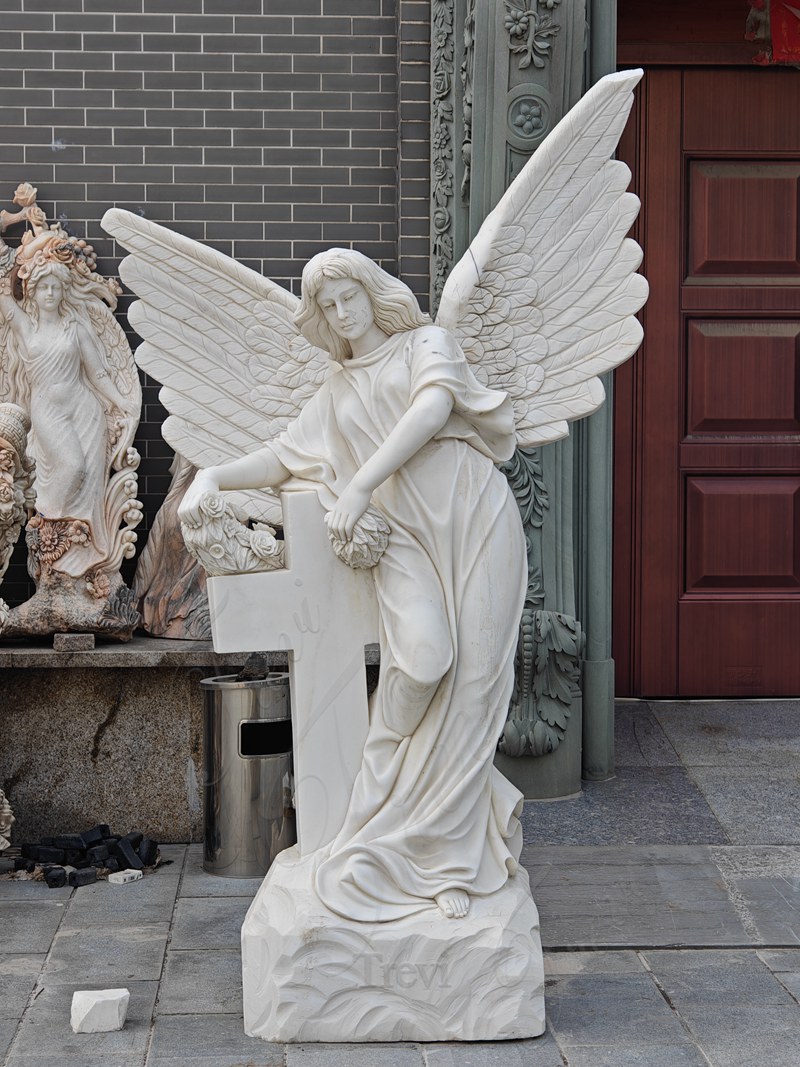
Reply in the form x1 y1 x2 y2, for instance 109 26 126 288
179 470 220 528
325 480 372 543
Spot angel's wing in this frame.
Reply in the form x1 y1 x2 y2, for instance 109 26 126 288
101 209 329 518
436 69 648 447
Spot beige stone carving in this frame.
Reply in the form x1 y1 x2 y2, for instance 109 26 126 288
0 401 35 588
0 788 14 851
0 185 142 640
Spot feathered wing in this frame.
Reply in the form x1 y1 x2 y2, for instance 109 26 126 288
101 208 329 520
436 69 648 447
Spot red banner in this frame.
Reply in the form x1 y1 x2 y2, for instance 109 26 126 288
771 1 800 62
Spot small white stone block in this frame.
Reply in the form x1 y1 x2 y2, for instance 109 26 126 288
108 869 142 885
70 988 130 1033
242 846 546 1043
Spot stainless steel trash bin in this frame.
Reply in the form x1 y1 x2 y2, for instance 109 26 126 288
201 673 296 877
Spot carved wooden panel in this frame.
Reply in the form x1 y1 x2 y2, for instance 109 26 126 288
685 476 800 592
687 162 800 279
684 69 800 152
686 321 800 435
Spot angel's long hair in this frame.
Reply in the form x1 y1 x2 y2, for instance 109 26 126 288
295 248 431 362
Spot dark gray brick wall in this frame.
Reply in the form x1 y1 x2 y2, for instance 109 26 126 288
0 0 431 607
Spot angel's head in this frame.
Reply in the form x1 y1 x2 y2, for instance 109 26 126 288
22 260 71 322
295 248 430 361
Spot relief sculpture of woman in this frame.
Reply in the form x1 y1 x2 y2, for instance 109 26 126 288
104 71 647 1039
0 185 143 638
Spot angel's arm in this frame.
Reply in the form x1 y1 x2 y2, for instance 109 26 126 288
326 384 454 542
179 447 291 527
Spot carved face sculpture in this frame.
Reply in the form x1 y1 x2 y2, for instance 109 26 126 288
316 277 376 344
30 269 65 315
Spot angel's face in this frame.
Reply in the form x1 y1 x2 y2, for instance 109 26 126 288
316 277 375 343
32 272 64 313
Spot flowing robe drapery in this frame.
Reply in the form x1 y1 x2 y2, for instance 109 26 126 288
22 322 108 574
268 325 527 921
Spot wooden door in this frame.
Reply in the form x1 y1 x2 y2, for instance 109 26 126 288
614 67 800 697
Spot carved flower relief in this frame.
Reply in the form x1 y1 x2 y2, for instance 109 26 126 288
432 69 451 100
0 481 13 505
199 492 227 520
85 570 111 600
27 515 92 572
504 8 529 37
0 449 14 473
539 0 560 8
511 99 544 137
13 182 37 208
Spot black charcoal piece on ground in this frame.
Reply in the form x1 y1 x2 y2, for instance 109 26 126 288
103 836 120 847
65 849 85 865
55 834 85 850
105 857 120 872
73 858 92 869
45 867 67 888
20 843 38 860
87 845 109 866
114 839 143 870
68 868 98 887
138 838 158 866
123 831 143 849
14 858 31 871
80 827 104 848
40 836 57 846
38 847 65 863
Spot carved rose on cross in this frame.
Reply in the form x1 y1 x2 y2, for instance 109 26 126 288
13 183 37 208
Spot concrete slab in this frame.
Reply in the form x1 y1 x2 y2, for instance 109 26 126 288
43 923 169 984
169 896 251 951
543 950 646 976
0 878 73 900
158 949 242 1014
687 766 800 845
521 767 727 847
0 900 66 952
644 948 793 1003
5 981 155 1067
653 700 800 770
560 1047 709 1066
0 955 45 1019
728 876 800 946
178 844 265 899
525 846 749 948
0 1018 17 1065
146 1013 283 1066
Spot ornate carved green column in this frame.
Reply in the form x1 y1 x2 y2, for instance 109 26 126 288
431 0 619 797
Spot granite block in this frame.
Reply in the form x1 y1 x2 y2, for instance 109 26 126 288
0 901 66 953
62 872 180 927
0 955 44 1018
43 923 169 984
158 949 242 1014
6 980 156 1063
146 1013 283 1066
614 703 682 768
0 1018 18 1066
419 1036 563 1066
524 846 749 949
521 767 727 847
178 843 264 898
725 876 800 945
543 950 645 976
169 896 251 951
652 700 800 770
559 1047 710 1067
287 1045 424 1067
644 949 793 1003
687 767 800 845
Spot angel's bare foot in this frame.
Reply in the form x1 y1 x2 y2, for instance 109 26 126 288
435 889 470 919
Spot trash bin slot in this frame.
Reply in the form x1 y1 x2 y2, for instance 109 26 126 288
239 719 293 758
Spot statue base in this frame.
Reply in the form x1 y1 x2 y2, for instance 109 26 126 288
241 846 546 1043
0 571 140 642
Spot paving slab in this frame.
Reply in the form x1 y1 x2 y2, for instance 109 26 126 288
0 955 45 1019
614 703 683 768
420 1035 563 1066
0 900 67 952
543 950 645 976
560 1046 709 1066
169 895 251 951
521 767 727 847
287 1044 423 1067
146 1012 283 1066
62 871 180 927
5 979 156 1067
686 766 800 844
0 877 73 900
179 843 265 898
653 700 800 769
645 948 793 1003
525 846 749 948
546 972 697 1053
42 922 170 984
158 949 242 1014
0 1018 18 1065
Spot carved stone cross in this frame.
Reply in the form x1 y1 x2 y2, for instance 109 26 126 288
206 489 377 854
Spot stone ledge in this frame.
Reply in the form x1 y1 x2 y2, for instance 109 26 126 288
0 636 382 669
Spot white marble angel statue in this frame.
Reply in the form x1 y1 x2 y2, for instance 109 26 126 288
104 72 646 928
0 185 143 639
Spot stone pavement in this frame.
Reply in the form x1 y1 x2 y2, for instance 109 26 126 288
2 700 800 1066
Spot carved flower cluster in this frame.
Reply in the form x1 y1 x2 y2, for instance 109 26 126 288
27 515 91 576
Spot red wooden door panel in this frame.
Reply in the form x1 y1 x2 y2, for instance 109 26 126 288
614 67 800 696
